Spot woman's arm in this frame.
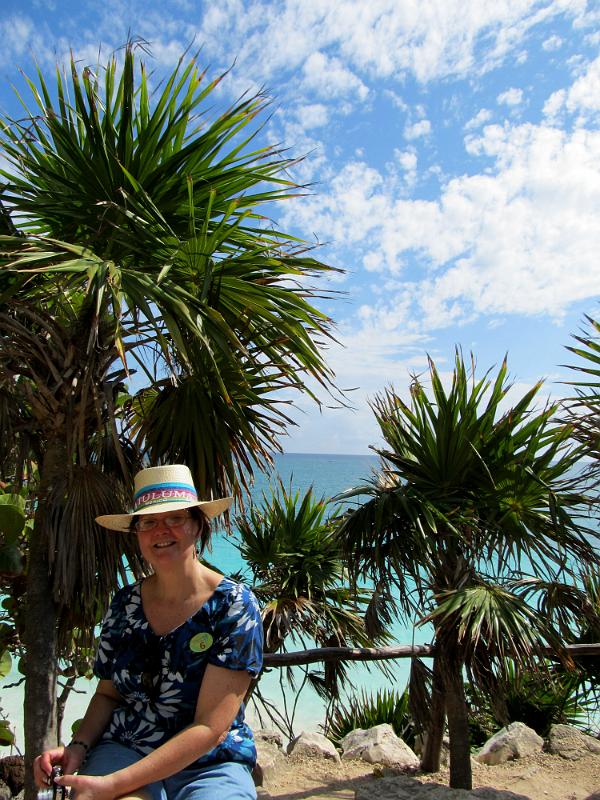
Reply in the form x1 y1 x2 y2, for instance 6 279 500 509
57 665 253 800
33 680 123 786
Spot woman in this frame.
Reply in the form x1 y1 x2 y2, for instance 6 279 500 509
33 465 263 800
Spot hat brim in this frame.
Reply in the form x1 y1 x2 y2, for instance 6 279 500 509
95 497 234 532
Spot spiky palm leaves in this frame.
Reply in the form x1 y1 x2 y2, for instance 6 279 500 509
326 686 414 746
0 42 338 599
237 482 381 703
335 352 599 789
0 297 143 646
0 44 338 778
563 314 600 468
0 46 337 495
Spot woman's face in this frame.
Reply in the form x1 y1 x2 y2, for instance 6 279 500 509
135 510 200 567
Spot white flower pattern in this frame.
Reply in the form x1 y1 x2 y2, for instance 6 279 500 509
94 578 263 767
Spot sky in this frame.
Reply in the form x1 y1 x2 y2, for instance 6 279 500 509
1 0 599 454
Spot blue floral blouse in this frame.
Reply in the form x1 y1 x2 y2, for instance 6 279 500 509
94 577 263 768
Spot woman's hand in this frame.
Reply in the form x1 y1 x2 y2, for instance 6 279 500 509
55 773 116 800
33 746 85 788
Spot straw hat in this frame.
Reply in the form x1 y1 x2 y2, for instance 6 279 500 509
96 465 233 532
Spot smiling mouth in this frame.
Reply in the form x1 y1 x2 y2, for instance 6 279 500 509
153 541 176 549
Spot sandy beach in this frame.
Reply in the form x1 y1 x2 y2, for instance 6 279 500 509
262 750 600 800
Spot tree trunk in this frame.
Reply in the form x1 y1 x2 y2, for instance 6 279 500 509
420 653 446 772
23 521 58 800
23 441 65 800
444 651 472 790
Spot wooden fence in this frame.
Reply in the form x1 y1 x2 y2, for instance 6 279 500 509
263 642 600 668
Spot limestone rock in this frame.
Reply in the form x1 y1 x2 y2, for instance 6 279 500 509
288 731 341 762
546 723 600 760
253 728 284 749
476 721 543 765
413 733 451 767
253 738 287 787
341 723 420 769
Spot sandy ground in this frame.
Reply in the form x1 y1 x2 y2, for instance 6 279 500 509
263 751 600 800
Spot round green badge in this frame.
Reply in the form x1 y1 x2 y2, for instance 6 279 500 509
189 632 213 653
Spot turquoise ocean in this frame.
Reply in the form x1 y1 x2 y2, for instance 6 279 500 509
212 452 432 735
1 453 431 748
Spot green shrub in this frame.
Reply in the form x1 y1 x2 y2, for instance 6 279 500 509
325 687 415 746
499 667 591 737
467 661 594 744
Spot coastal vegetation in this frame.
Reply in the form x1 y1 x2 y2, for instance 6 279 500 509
326 686 415 747
0 44 337 798
334 352 600 789
0 41 599 800
236 482 384 737
466 660 596 745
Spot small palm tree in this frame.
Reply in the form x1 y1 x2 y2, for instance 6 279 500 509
236 481 384 734
0 44 338 793
326 686 414 747
335 352 600 790
563 314 600 471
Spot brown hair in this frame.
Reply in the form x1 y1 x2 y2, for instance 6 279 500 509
189 506 211 553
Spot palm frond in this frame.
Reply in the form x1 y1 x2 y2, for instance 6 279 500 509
0 46 341 669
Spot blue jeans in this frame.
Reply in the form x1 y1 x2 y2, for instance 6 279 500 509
81 741 256 800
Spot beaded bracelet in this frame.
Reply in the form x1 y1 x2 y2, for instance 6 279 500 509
67 739 90 754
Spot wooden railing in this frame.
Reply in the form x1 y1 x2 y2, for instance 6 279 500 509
263 642 600 667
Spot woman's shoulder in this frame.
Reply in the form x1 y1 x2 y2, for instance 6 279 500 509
214 575 256 598
206 577 263 664
105 580 143 620
210 576 260 616
112 579 142 602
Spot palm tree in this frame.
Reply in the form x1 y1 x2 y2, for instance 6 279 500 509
236 481 384 736
563 313 600 471
562 314 600 695
0 44 337 794
334 352 600 790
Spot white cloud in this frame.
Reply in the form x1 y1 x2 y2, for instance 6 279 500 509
384 89 408 111
295 103 329 129
543 55 600 122
497 88 524 106
1 15 34 57
465 109 492 130
144 39 187 68
284 122 600 327
283 320 431 453
288 161 388 247
392 148 418 192
404 119 431 140
542 34 563 51
327 0 587 83
2 0 592 100
543 88 566 118
0 14 57 66
302 51 369 101
585 30 600 46
186 0 591 96
395 148 417 173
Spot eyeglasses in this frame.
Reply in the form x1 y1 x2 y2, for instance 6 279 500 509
134 513 190 532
